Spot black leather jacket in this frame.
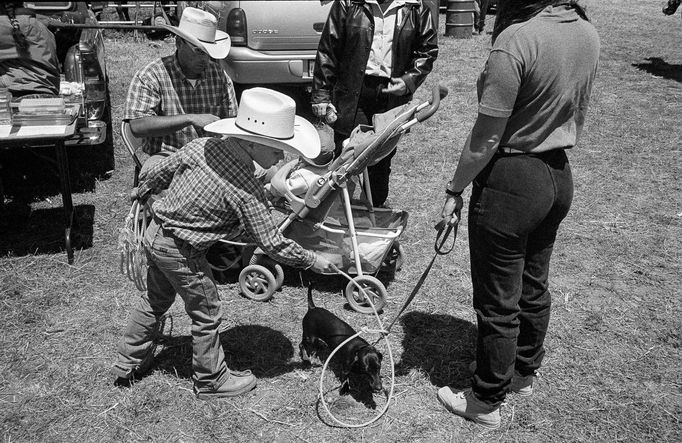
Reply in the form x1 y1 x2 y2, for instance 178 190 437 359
312 0 438 135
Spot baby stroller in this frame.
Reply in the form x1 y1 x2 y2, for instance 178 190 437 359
213 84 448 314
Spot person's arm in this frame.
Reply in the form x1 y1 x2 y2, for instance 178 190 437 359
311 0 347 108
238 194 334 271
439 114 508 227
135 148 186 199
129 114 219 138
392 5 439 96
221 68 238 118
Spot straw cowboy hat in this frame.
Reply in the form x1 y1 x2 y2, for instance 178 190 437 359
205 88 321 159
161 7 231 59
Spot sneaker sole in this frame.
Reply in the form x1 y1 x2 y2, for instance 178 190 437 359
195 378 257 400
437 390 501 430
512 387 533 397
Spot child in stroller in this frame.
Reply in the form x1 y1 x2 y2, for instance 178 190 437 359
267 121 335 200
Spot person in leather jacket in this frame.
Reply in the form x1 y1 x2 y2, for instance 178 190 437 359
311 0 438 207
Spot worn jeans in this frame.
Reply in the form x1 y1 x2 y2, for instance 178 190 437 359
116 219 229 390
468 150 573 407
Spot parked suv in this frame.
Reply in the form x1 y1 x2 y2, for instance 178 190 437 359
27 1 114 173
195 1 333 95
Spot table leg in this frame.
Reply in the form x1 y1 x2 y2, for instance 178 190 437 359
55 141 74 264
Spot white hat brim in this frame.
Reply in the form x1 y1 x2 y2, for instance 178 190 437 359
205 116 321 159
162 25 231 60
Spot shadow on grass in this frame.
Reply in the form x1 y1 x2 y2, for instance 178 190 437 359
0 144 113 200
0 202 95 257
396 311 477 389
632 57 682 83
153 324 298 380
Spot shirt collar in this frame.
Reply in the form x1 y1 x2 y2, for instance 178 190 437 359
230 138 257 174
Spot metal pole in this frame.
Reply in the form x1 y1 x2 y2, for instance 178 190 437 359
47 22 167 31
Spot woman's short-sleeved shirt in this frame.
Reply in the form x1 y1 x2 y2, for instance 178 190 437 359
477 5 600 153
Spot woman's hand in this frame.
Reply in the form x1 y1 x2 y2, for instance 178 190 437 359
439 194 463 228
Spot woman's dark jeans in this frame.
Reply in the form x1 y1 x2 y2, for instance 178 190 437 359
468 149 573 407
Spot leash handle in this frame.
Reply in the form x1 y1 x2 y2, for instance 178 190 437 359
434 221 458 255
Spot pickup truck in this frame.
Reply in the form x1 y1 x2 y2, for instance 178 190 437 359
27 1 114 174
196 0 333 96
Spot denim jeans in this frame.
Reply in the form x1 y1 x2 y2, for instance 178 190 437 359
116 219 229 390
468 150 573 407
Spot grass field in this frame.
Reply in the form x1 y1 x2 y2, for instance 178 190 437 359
1 0 681 441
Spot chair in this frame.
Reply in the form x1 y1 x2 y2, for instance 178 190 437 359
120 120 144 187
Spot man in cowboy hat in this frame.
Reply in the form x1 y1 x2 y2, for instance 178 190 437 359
113 88 335 399
123 6 237 176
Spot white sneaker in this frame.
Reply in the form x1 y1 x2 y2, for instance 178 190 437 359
437 387 501 429
510 372 536 397
469 361 537 397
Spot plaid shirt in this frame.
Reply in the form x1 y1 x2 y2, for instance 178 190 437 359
137 137 316 269
123 53 238 155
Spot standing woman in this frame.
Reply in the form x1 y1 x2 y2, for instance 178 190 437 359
436 1 599 429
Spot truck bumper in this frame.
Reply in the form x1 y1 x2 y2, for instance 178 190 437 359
220 48 317 85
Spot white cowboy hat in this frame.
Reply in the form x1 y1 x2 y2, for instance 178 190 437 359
161 7 230 60
204 88 321 159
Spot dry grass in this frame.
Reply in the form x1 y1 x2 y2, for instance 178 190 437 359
1 0 681 441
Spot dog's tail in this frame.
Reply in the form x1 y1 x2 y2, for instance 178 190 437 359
307 281 316 310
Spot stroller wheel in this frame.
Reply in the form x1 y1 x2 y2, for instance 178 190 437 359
345 275 387 315
239 265 277 302
249 255 285 290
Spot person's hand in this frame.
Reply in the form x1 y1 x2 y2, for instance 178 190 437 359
129 187 150 204
311 103 337 124
129 187 140 202
310 253 336 274
190 114 220 128
438 194 463 229
383 77 408 96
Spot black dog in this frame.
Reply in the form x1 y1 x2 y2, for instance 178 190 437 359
300 285 383 394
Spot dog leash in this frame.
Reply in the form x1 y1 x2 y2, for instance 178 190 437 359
314 222 457 428
383 221 458 333
316 266 395 428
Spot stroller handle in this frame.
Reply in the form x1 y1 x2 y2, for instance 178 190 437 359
416 84 449 123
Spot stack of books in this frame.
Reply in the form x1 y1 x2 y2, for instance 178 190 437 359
0 88 11 125
12 97 78 126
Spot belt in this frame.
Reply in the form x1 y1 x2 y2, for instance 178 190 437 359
497 147 526 155
152 214 175 238
497 147 566 156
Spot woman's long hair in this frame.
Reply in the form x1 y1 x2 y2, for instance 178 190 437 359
492 1 590 43
1 2 29 54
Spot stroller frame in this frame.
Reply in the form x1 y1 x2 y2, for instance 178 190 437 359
230 85 448 314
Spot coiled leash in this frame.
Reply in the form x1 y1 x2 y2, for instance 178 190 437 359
317 222 458 428
318 266 395 428
118 199 150 291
